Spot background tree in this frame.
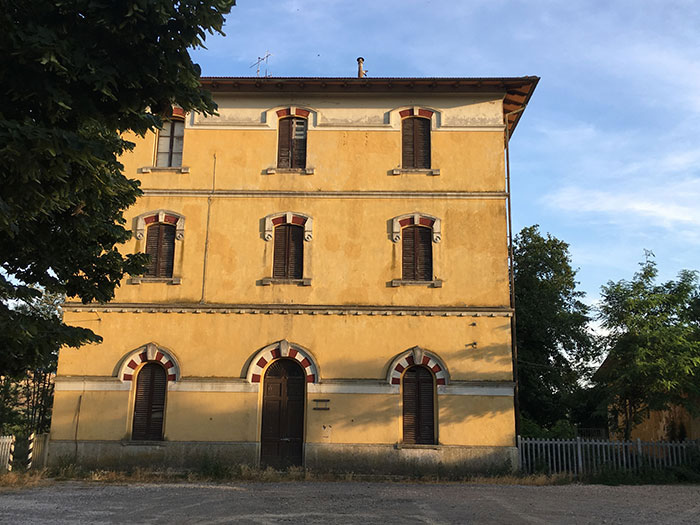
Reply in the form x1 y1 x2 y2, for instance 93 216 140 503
0 0 235 377
0 287 61 435
513 225 596 433
596 253 700 440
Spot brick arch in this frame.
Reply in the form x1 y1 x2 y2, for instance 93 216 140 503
118 343 179 382
134 210 185 241
247 340 318 384
387 347 449 386
276 106 313 120
391 212 441 243
263 212 313 242
399 107 435 120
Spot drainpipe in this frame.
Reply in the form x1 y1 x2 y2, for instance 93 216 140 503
200 153 217 303
504 106 525 440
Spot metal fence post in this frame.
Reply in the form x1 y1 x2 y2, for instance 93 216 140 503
27 432 35 470
7 436 15 472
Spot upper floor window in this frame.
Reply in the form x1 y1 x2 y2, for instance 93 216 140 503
278 117 307 169
146 222 176 278
390 213 442 287
156 118 185 168
402 116 431 169
402 225 432 281
132 210 185 284
262 212 313 286
273 223 304 279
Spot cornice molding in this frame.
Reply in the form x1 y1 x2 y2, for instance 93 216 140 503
140 189 508 200
63 302 513 317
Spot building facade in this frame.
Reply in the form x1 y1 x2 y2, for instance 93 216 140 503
49 76 538 472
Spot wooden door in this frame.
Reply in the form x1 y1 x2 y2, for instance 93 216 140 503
260 359 305 467
403 366 435 444
132 363 167 441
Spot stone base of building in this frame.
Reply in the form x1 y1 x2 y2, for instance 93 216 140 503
48 440 516 474
305 443 517 475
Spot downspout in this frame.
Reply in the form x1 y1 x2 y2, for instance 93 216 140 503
200 153 217 303
504 106 525 440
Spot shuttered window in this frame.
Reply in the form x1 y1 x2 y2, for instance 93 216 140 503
278 117 307 169
156 119 185 167
145 223 176 278
273 224 304 279
403 366 435 445
132 363 167 441
402 117 431 169
402 225 433 281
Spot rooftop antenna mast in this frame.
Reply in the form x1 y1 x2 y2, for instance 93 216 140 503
250 51 272 77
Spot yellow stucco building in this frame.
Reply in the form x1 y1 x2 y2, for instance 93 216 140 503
49 74 538 473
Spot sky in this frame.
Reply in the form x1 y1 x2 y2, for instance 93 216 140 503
191 0 700 305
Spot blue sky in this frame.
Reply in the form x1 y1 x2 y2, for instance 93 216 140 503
191 0 700 304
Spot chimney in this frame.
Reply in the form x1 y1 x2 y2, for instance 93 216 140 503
357 57 366 78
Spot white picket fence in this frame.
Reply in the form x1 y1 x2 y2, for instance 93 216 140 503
518 436 699 476
0 436 15 472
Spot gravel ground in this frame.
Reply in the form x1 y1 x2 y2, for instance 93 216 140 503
0 481 699 524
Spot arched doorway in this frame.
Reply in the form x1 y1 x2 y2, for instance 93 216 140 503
402 365 436 445
260 359 305 467
132 362 167 441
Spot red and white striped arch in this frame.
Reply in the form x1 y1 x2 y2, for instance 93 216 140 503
118 343 179 383
263 212 313 242
247 340 318 384
391 213 441 243
388 347 449 386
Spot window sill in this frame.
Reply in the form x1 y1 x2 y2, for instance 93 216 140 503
265 167 315 175
260 277 312 286
390 168 440 176
123 440 166 447
394 443 441 450
128 277 181 285
389 279 442 288
139 166 190 174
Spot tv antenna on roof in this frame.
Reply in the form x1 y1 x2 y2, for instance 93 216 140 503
250 51 272 77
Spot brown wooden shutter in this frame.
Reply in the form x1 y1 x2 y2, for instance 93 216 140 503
402 225 433 281
291 118 307 169
402 117 430 169
145 223 176 278
402 117 415 168
403 366 435 445
278 118 292 168
132 363 167 441
414 118 431 169
273 224 304 279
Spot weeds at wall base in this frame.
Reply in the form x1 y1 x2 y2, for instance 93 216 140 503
3 463 699 487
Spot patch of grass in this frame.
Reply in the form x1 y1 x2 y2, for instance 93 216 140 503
0 469 47 489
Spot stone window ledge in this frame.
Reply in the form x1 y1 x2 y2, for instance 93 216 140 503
389 279 442 288
128 277 181 285
390 168 440 176
122 440 166 447
265 167 315 175
394 443 441 450
260 277 312 286
139 166 190 174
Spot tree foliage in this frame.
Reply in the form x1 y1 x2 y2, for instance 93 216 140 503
513 225 595 429
0 0 235 376
597 253 700 440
